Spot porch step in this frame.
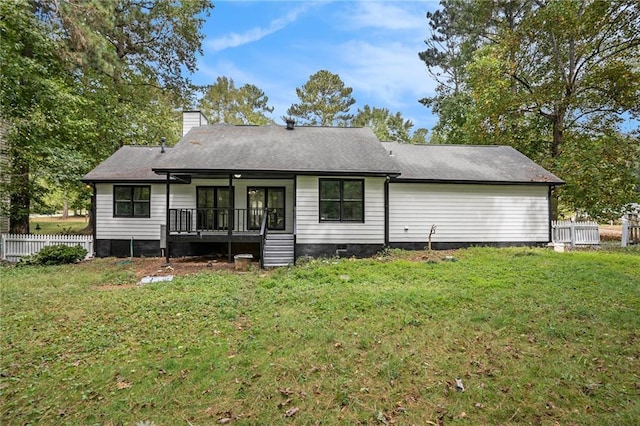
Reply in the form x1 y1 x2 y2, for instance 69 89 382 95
263 234 294 267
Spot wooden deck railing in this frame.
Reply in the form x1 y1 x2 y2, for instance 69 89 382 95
259 208 269 269
169 208 285 233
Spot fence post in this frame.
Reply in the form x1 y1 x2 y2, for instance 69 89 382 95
621 218 629 247
570 221 576 248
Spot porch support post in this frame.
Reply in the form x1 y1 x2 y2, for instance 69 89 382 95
165 172 171 264
228 174 233 263
384 177 389 246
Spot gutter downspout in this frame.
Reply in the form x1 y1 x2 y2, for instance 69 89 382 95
165 173 171 264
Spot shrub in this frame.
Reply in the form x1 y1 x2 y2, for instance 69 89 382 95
19 244 87 266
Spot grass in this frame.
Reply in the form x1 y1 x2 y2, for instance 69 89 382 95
29 216 89 235
1 247 639 425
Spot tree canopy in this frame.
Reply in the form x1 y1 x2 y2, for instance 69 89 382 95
285 70 428 142
420 0 640 220
352 106 428 144
0 0 213 232
286 70 356 126
198 77 274 125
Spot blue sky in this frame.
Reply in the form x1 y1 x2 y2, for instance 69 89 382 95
191 1 440 130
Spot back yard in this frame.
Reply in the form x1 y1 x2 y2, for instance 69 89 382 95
1 247 639 425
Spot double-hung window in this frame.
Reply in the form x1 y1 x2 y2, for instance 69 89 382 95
319 179 364 222
114 185 151 218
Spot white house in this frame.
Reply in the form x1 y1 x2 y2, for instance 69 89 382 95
82 111 564 267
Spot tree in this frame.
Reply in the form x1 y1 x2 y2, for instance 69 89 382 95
0 0 88 232
46 0 212 97
198 77 274 125
352 106 428 143
286 70 356 126
420 0 640 220
0 0 213 232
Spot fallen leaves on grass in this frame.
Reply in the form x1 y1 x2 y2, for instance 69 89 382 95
284 406 299 417
116 376 132 389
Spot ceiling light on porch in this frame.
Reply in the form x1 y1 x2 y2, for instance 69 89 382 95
234 174 242 179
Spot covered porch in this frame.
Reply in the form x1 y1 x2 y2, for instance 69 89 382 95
161 172 296 267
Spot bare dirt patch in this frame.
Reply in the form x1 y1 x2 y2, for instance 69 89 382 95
130 256 249 280
91 256 259 290
377 248 460 263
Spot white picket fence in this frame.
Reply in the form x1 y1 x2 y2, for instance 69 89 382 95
0 234 94 262
551 220 600 247
621 218 640 247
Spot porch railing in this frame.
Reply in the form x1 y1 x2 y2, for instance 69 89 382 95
169 208 284 233
259 208 269 269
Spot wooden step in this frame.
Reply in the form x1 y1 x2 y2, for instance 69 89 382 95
263 234 294 267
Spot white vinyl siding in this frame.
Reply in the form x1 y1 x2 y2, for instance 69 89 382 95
95 183 166 240
96 179 295 239
389 183 550 243
296 176 385 244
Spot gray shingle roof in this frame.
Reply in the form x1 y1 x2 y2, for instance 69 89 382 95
82 125 563 186
82 146 170 182
381 142 564 184
153 124 400 176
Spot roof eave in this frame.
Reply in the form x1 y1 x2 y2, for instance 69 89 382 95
81 177 186 184
152 167 400 177
390 177 565 186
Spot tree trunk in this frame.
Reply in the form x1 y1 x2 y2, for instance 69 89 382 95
82 192 95 234
62 198 69 219
551 108 564 159
9 155 30 234
549 109 565 220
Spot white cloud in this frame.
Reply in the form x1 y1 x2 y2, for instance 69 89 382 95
195 59 257 85
206 3 315 52
343 1 426 31
194 1 440 127
327 2 437 113
336 40 436 110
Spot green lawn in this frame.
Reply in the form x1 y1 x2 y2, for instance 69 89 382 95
1 247 639 425
29 216 89 235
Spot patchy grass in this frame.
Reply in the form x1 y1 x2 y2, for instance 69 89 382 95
29 216 89 235
1 248 639 425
